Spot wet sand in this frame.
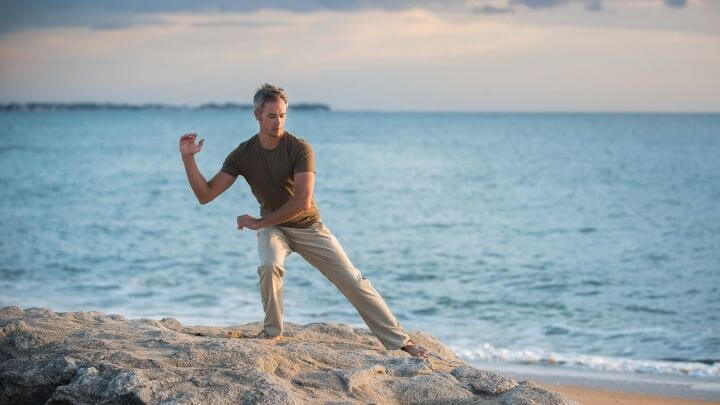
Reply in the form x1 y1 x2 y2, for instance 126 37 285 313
471 361 720 404
538 383 720 405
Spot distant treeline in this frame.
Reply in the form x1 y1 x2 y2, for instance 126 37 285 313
0 102 330 112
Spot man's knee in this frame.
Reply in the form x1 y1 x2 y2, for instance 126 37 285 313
257 264 285 278
328 265 366 288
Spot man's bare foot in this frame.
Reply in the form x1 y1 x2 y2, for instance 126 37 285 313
401 341 429 358
252 330 282 341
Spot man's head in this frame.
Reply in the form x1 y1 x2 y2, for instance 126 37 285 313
253 83 288 139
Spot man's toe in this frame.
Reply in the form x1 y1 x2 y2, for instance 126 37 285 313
402 343 430 358
254 330 282 340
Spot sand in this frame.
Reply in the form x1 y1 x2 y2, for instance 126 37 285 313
540 383 720 405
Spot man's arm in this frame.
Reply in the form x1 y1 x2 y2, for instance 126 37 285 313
180 133 236 204
237 171 314 230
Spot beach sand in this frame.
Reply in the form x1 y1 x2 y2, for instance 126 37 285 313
471 361 720 404
538 383 720 405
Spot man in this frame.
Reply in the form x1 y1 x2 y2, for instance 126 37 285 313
179 83 428 358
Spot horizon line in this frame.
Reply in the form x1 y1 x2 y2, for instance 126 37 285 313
0 101 718 114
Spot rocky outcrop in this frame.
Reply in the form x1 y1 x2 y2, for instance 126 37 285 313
0 306 577 404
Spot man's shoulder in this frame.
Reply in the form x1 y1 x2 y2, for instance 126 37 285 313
222 134 259 176
240 133 260 148
284 131 313 150
229 134 259 155
283 131 308 143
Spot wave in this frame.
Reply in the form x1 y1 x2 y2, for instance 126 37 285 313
453 342 720 378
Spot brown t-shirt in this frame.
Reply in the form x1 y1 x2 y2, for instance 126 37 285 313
220 132 321 228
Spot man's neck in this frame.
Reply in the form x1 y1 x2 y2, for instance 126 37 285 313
258 132 283 150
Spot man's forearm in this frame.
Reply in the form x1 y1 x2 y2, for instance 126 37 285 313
259 198 310 227
182 154 211 203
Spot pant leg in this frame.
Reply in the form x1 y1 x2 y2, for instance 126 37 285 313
283 222 411 350
256 225 293 336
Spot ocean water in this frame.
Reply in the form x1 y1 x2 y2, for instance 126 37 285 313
1 110 719 381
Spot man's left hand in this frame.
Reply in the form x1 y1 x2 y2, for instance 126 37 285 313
237 214 263 230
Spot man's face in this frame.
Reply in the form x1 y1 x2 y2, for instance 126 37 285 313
255 99 287 138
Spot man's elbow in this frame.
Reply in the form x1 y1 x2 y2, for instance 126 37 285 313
296 198 312 212
197 194 214 205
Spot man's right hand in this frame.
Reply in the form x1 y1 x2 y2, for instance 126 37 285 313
179 133 204 156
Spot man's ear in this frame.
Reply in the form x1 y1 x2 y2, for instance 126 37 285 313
254 109 262 121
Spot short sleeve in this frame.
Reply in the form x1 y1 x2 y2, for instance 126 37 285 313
220 146 243 177
294 140 315 174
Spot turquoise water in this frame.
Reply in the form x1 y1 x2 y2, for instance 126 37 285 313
1 110 719 379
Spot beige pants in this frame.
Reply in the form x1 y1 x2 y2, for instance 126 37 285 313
256 221 411 350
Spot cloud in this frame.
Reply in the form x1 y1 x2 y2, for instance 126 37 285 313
188 20 285 28
585 0 604 11
473 5 515 14
508 0 604 10
475 0 605 13
90 16 171 31
1 6 718 111
0 0 703 34
663 0 687 7
0 0 341 33
510 0 569 8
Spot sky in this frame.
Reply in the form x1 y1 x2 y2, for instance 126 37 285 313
0 0 718 111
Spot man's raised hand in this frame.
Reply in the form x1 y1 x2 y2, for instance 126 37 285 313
179 133 204 156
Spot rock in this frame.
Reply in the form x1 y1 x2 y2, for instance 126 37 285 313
391 372 475 404
367 356 433 377
292 370 344 390
306 322 358 339
333 365 386 392
48 363 149 405
451 365 518 395
0 306 576 405
1 356 80 404
500 381 575 405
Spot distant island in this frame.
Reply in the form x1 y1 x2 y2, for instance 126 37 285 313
0 102 330 112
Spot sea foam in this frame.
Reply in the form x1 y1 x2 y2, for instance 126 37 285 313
454 342 720 378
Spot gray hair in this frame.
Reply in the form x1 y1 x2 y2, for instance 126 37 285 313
253 83 288 112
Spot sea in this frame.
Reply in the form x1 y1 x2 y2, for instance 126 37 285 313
1 109 719 393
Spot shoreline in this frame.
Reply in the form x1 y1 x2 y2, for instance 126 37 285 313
470 361 720 403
